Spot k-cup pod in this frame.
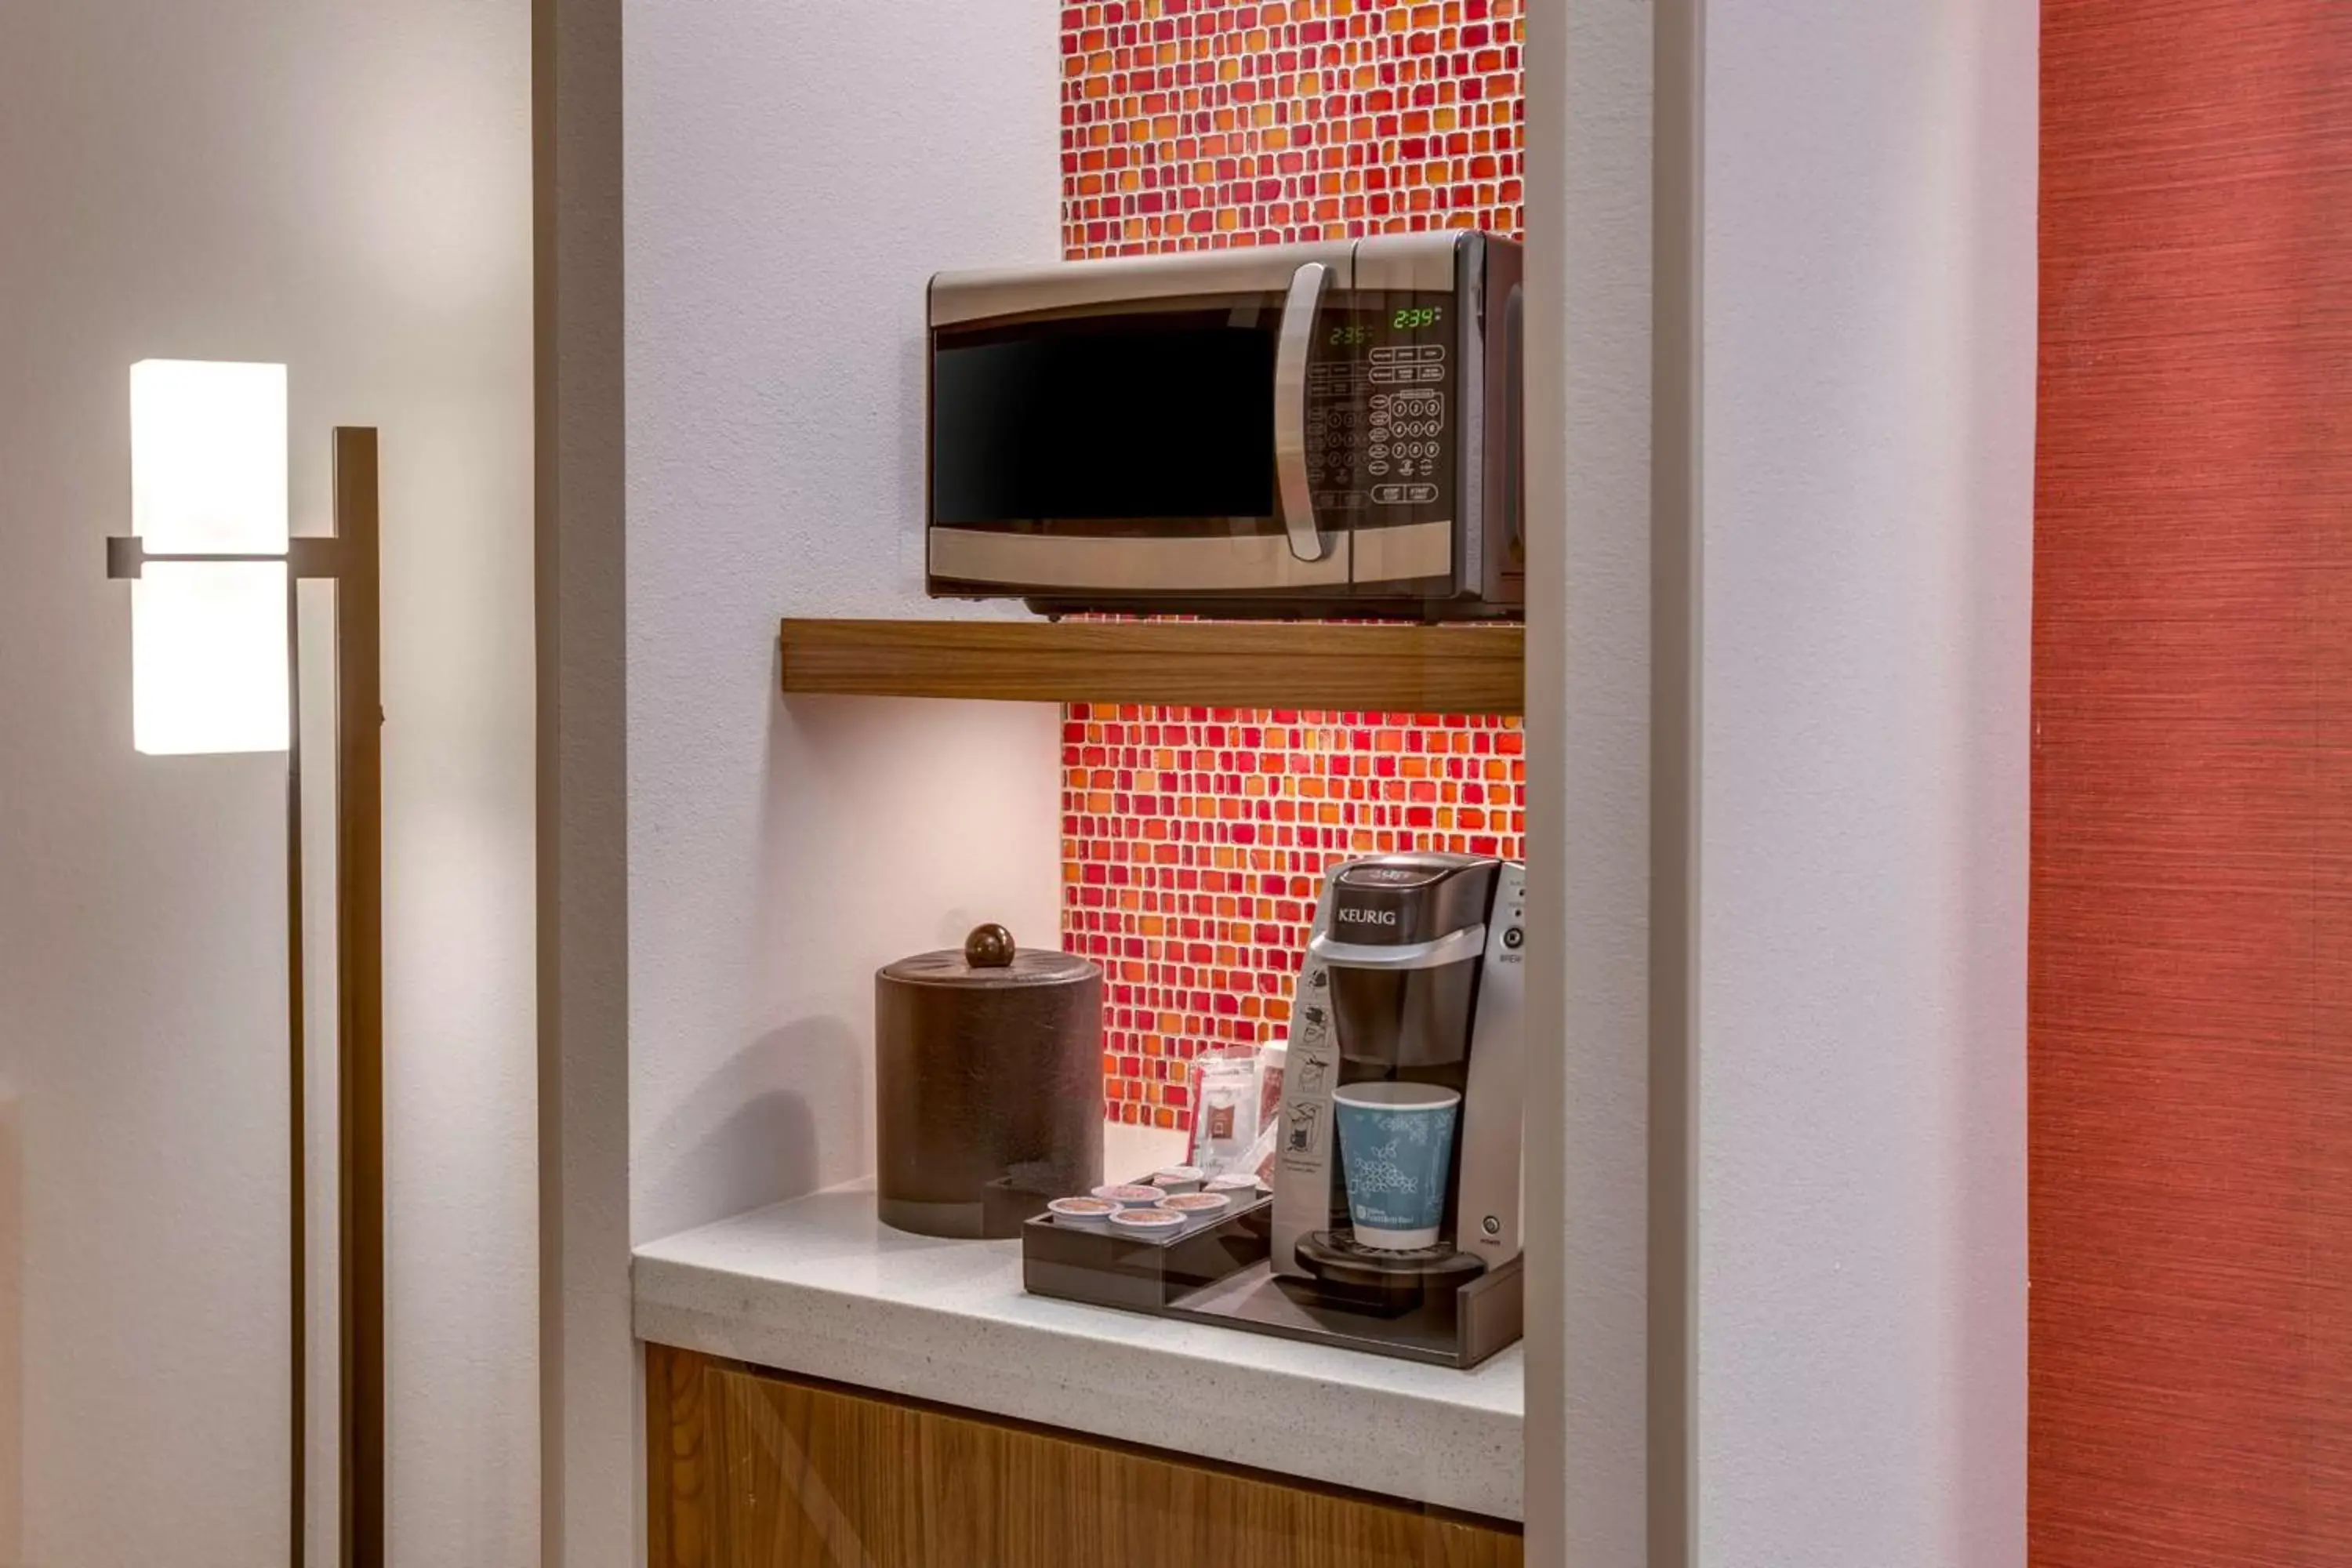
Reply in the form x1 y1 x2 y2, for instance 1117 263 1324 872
1047 1196 1118 1229
1092 1184 1166 1209
1156 1192 1233 1227
1109 1207 1187 1236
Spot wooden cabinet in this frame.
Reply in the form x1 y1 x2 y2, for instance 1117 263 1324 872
648 1345 1523 1568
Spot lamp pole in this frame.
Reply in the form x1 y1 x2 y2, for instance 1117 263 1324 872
108 426 385 1568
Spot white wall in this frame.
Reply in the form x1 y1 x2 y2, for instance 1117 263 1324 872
1520 0 1660 1562
1696 0 2034 1563
622 2 1063 1247
0 2 537 1565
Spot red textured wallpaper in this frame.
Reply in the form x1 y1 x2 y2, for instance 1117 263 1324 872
2031 2 2352 1562
1058 0 1528 1127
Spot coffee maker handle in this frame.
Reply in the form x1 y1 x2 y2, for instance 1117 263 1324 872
1273 260 1333 564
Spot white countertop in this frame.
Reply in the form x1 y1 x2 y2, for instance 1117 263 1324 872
632 1178 1526 1521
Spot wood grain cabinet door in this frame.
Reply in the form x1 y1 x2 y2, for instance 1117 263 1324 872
648 1345 1523 1568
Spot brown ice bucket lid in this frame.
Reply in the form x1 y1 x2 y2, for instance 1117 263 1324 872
878 923 1098 989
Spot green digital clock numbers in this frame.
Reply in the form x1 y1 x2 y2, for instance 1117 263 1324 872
1328 307 1443 346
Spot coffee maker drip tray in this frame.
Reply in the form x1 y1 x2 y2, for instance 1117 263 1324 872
1023 1207 1523 1369
1160 1249 1524 1369
1295 1231 1488 1316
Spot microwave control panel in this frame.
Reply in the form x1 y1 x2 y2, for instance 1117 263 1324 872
1304 298 1456 532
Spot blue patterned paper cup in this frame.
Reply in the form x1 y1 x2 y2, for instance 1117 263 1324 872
1331 1081 1461 1250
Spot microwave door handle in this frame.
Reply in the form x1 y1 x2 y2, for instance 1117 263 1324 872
1273 260 1334 563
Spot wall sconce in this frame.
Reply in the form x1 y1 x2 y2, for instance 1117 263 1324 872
107 362 386 1567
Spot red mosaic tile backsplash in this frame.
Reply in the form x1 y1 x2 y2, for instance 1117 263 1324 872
1061 0 1525 258
1065 706 1526 1125
1058 1 1528 1126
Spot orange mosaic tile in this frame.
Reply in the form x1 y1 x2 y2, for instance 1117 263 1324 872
1059 2 1527 1125
1059 0 1526 259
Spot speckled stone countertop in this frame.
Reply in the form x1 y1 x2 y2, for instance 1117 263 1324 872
632 1179 1526 1521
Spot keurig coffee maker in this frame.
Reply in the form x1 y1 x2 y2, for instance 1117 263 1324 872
1165 851 1526 1366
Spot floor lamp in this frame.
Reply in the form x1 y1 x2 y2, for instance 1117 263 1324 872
105 361 384 1567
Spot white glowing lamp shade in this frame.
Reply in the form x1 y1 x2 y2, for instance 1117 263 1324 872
131 360 288 551
132 563 289 754
127 361 291 755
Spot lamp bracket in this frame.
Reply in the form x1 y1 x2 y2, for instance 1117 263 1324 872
105 535 347 581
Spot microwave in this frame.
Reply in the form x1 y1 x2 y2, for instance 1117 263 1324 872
926 232 1524 620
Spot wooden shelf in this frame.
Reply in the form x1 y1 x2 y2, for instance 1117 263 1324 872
779 618 1524 714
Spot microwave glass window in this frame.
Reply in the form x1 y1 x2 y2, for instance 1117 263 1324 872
933 322 1276 524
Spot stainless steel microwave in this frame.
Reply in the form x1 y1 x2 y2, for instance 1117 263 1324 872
925 232 1524 620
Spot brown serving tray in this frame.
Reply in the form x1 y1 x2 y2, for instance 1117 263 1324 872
1021 1199 1275 1313
1021 1198 1523 1369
